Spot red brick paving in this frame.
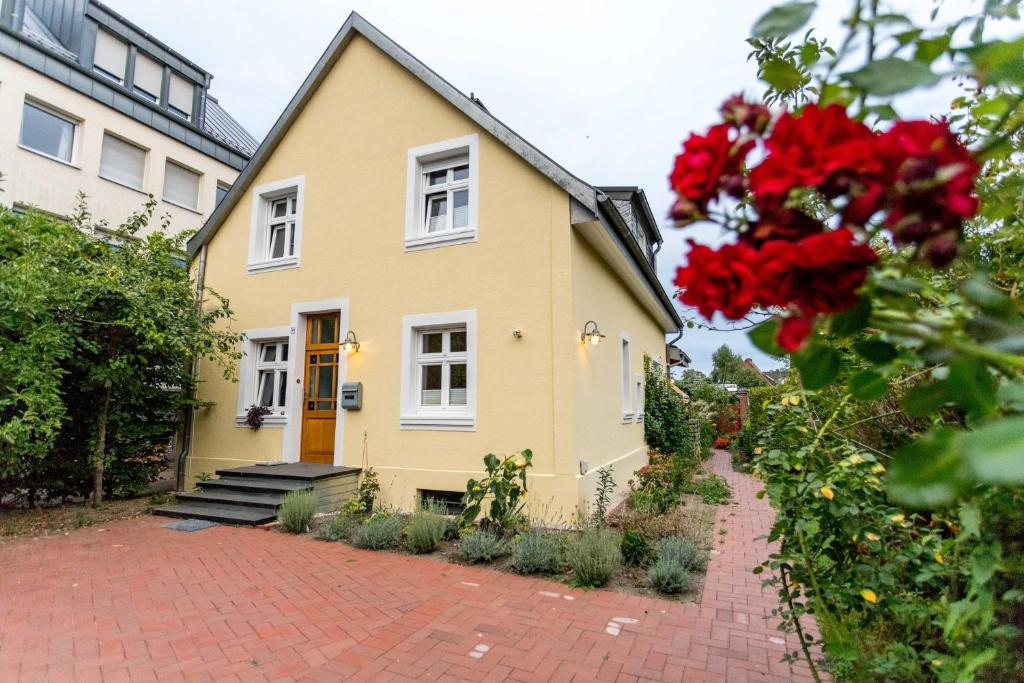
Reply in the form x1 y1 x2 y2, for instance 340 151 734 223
0 450 818 681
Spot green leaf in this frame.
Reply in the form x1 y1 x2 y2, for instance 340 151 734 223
752 2 817 39
961 274 1016 318
761 58 808 92
965 37 1024 87
844 57 943 95
901 382 951 417
800 42 820 66
749 319 785 356
947 356 997 420
793 345 840 390
914 34 952 64
831 297 871 336
854 338 899 364
819 82 855 106
996 379 1024 412
962 416 1024 484
849 370 889 401
886 429 967 508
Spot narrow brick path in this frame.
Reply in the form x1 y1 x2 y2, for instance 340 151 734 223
0 450 817 682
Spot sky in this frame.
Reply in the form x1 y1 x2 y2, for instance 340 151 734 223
105 0 1014 373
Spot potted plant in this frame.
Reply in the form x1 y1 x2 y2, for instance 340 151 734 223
245 404 272 431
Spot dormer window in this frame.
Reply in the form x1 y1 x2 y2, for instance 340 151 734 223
93 30 127 83
405 135 479 251
168 72 194 120
132 52 163 103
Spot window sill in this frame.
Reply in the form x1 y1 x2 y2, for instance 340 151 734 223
99 174 148 196
400 414 475 431
234 414 287 428
247 257 299 274
404 229 477 252
162 198 202 215
621 412 635 424
18 145 79 169
635 413 645 424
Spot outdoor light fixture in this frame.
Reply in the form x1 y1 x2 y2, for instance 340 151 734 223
581 320 605 345
341 330 360 353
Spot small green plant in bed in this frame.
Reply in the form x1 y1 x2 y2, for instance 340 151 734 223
459 529 508 563
352 512 403 550
316 509 361 542
405 502 447 554
620 529 652 567
510 528 562 574
566 527 621 588
648 556 692 594
278 490 318 534
657 536 707 572
681 474 731 505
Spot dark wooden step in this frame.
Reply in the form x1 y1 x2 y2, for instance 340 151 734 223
152 503 277 526
198 477 314 495
176 489 286 510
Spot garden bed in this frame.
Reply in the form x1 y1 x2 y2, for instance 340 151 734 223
0 490 174 541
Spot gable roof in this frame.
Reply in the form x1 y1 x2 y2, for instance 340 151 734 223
186 12 682 328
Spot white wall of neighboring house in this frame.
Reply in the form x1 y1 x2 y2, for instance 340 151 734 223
0 56 240 235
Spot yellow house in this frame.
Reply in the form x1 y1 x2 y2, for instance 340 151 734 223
174 13 682 524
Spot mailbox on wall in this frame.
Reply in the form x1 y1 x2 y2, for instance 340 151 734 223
341 382 362 410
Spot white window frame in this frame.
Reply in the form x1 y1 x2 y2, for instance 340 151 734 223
404 134 479 251
162 159 202 212
98 131 147 192
635 373 644 423
621 331 633 423
400 310 476 430
235 327 291 428
18 99 79 167
247 176 305 274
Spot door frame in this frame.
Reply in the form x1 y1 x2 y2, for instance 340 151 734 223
282 297 349 466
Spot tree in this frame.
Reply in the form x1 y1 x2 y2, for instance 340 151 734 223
709 344 765 387
0 199 240 505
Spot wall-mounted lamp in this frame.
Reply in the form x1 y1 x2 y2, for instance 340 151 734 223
581 320 606 345
341 330 361 353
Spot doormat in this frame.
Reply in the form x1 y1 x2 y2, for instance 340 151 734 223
163 519 219 532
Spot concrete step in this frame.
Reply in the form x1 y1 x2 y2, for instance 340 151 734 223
175 489 286 510
216 463 360 482
152 503 278 526
198 477 314 495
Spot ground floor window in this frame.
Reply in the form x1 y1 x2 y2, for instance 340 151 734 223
255 340 289 411
400 310 476 430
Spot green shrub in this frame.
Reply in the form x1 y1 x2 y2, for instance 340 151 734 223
278 490 318 533
643 356 691 455
648 556 692 594
405 503 447 554
443 518 461 541
620 529 652 567
681 474 732 505
628 486 679 515
510 528 562 573
459 530 508 563
566 528 621 587
657 536 707 571
316 510 360 541
352 513 403 550
459 450 532 533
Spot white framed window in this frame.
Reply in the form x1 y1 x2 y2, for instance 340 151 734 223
168 72 194 120
163 160 201 211
621 332 633 422
404 134 479 251
132 52 163 103
236 327 291 427
247 176 304 274
93 29 127 83
400 310 476 430
635 373 644 423
19 100 77 164
99 133 146 191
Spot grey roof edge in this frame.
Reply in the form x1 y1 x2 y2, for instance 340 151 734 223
187 11 600 257
0 24 251 168
595 186 663 244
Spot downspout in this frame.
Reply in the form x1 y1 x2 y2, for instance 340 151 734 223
176 243 208 491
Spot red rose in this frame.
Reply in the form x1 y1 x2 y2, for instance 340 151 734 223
876 120 979 266
674 240 760 320
720 94 771 134
750 104 880 200
669 123 754 222
777 316 814 352
758 228 877 315
742 196 824 247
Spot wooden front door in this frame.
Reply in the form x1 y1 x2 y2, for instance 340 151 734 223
301 313 340 464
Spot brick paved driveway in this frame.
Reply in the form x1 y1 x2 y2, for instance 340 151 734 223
0 451 817 682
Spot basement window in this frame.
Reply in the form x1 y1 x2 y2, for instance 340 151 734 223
419 490 465 516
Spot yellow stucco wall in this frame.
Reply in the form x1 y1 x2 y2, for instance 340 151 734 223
189 35 665 522
0 56 239 235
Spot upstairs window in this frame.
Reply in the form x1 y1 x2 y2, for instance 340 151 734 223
168 72 194 120
255 341 289 412
100 133 146 191
246 177 304 273
20 100 76 164
132 52 163 103
621 333 633 422
163 160 200 211
93 30 127 83
405 135 479 251
215 181 230 206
